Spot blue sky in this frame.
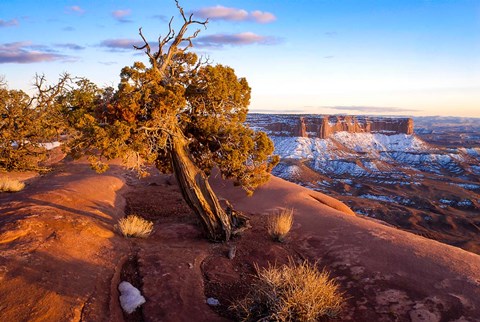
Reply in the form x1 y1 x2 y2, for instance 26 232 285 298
1 0 479 117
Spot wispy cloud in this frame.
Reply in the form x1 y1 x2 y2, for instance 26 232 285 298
196 32 280 48
251 108 310 114
325 106 419 113
250 10 276 24
151 14 168 22
55 43 85 51
0 42 73 64
193 6 276 23
63 26 75 31
67 5 85 14
99 61 117 66
99 38 143 51
324 31 338 37
0 19 19 28
112 9 132 23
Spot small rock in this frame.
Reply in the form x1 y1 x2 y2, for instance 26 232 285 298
206 297 220 306
228 246 236 259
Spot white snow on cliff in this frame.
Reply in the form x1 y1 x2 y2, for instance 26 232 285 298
271 132 478 176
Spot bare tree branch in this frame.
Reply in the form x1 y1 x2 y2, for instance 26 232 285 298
0 75 6 88
31 73 71 108
133 1 208 77
155 16 175 61
134 28 157 68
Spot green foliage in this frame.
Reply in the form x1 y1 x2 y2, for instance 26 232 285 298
0 75 70 171
65 52 278 193
0 87 49 170
1 88 34 170
183 63 278 193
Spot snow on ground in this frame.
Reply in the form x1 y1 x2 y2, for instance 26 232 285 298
360 194 397 203
331 132 429 153
460 147 480 158
470 165 480 175
450 183 480 190
271 163 301 179
40 141 61 150
359 194 414 205
118 281 146 314
271 132 472 177
10 141 61 150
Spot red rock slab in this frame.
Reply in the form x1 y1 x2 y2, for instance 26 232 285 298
138 222 228 322
211 174 480 321
0 160 130 322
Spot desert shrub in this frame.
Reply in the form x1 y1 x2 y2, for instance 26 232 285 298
118 215 153 238
0 177 25 192
0 77 69 171
267 208 294 242
232 259 344 321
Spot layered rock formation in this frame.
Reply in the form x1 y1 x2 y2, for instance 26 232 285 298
249 114 414 138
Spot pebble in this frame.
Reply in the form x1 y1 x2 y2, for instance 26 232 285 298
206 297 220 306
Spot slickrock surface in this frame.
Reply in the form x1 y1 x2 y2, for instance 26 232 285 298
211 174 480 321
1 159 479 321
0 160 129 321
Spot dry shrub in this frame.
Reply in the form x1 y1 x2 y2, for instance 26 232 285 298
0 177 25 192
267 208 294 242
232 259 344 321
118 215 153 238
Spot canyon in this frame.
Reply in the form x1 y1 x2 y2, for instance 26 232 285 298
248 114 480 254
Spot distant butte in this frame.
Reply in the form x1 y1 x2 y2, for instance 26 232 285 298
250 114 414 139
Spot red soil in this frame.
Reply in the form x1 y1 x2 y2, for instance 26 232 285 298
1 158 479 321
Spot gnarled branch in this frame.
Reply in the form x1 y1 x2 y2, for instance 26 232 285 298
134 1 208 77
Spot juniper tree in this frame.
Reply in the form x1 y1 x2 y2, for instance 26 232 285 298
0 75 69 171
65 2 278 241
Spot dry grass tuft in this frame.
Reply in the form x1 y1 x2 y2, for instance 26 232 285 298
232 259 344 321
0 177 25 192
118 215 153 238
267 208 294 242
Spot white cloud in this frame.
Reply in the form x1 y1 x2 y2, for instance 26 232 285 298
0 42 73 64
0 19 19 27
99 38 144 51
194 6 276 24
196 32 280 48
68 5 85 14
112 9 132 23
250 10 276 23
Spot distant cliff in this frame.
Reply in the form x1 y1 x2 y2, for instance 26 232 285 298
248 114 414 138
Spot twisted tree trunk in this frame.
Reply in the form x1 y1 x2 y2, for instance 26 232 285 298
169 127 233 241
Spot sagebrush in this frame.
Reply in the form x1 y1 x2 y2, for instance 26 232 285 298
267 208 294 242
0 177 25 192
118 215 153 238
232 259 344 321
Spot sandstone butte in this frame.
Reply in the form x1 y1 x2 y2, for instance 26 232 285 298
0 158 478 321
252 114 414 138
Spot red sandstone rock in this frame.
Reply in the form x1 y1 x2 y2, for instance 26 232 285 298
254 115 414 138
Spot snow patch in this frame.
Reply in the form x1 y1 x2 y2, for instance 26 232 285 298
450 183 480 190
118 281 146 314
40 141 61 150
